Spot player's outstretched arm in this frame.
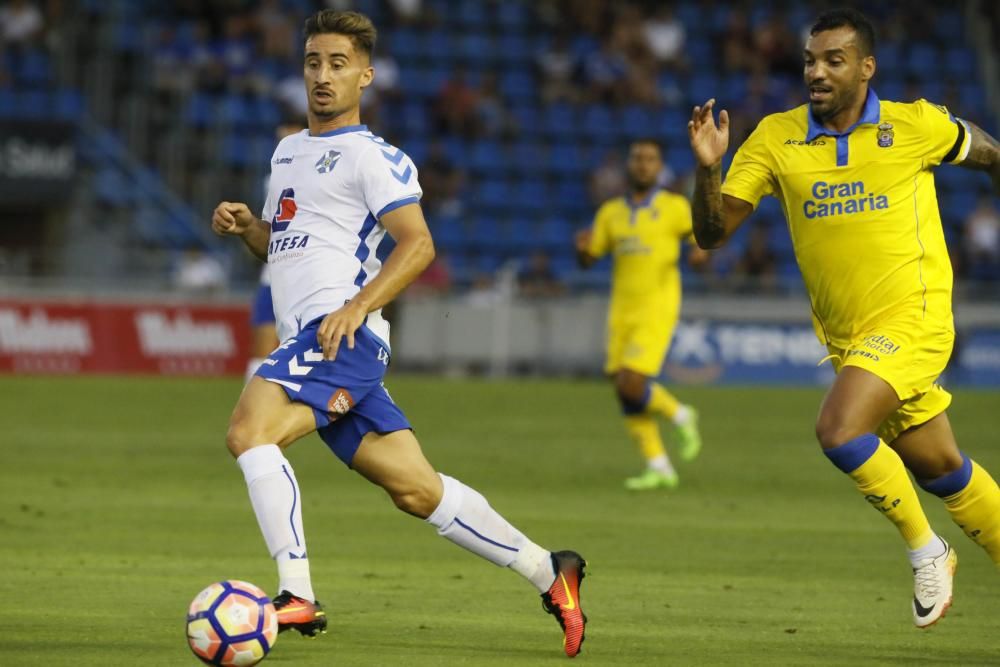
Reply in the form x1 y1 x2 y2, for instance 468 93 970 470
211 201 270 261
316 202 434 360
958 121 1000 194
574 228 596 269
688 99 752 249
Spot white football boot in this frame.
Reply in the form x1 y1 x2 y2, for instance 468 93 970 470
911 539 957 628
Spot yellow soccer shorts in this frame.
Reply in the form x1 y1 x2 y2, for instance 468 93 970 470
605 305 678 377
825 321 954 443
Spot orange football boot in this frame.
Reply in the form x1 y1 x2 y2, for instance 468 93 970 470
272 590 328 637
541 551 588 657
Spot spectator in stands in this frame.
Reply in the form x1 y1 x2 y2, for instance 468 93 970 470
409 253 453 296
255 0 299 62
0 0 43 50
419 142 464 217
433 67 479 138
588 150 627 206
719 8 755 73
190 20 226 94
519 251 565 298
963 195 1000 276
172 246 227 294
582 37 630 105
752 11 800 78
475 72 516 139
642 5 686 70
536 32 578 104
731 222 778 293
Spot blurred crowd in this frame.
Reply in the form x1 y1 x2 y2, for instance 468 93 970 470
2 0 998 295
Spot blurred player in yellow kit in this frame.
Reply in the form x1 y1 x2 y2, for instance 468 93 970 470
575 139 706 491
689 8 1000 628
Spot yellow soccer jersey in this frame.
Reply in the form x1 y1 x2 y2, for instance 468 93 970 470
721 90 971 347
588 190 693 311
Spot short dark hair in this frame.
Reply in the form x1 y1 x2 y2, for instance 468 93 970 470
630 138 663 156
810 8 876 57
303 10 377 57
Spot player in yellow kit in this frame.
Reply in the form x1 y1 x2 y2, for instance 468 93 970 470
575 139 705 491
688 8 1000 628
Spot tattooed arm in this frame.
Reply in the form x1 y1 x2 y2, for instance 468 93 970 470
688 99 753 249
959 121 1000 194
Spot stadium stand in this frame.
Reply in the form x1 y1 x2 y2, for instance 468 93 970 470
1 0 998 290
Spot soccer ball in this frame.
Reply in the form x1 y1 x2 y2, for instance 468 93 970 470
186 580 278 666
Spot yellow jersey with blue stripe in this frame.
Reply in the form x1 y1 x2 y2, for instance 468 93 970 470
588 189 693 312
721 90 971 348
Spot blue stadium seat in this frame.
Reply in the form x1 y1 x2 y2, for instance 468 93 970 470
184 93 216 128
219 94 254 128
619 105 655 139
686 74 720 107
14 50 51 87
495 33 532 64
400 101 430 135
0 91 14 118
15 90 46 118
542 104 578 139
251 96 280 129
657 108 690 146
54 89 84 119
508 141 545 175
457 33 493 66
94 169 135 206
547 142 587 176
958 84 986 109
476 180 512 210
456 2 489 28
539 217 573 251
511 179 548 213
581 104 615 139
499 70 535 102
933 11 964 42
877 43 904 79
944 47 977 80
388 29 421 60
469 140 502 173
906 44 940 78
497 2 531 29
421 29 452 63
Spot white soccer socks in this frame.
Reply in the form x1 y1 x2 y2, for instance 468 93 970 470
426 473 555 592
237 444 315 601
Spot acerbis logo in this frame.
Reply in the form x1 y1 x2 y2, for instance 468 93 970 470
271 188 296 232
784 138 827 146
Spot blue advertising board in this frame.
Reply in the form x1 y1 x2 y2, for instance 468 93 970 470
664 321 1000 388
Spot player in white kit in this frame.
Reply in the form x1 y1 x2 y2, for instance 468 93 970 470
210 10 587 658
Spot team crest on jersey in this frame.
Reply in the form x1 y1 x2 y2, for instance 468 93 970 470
315 149 341 174
271 187 296 232
877 122 894 148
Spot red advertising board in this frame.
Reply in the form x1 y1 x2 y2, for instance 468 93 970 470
0 298 251 375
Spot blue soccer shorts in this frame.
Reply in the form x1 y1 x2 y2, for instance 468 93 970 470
255 317 410 466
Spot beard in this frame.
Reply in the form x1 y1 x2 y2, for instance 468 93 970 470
627 174 658 192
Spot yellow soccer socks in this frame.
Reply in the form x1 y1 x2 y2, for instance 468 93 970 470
624 414 667 462
824 434 934 550
920 456 1000 566
647 383 682 420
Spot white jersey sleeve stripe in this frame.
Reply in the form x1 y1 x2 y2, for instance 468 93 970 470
376 195 420 219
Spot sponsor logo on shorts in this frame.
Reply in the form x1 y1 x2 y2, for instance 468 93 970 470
327 388 355 417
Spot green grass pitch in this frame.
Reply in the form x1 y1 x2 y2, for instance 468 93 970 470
2 376 999 666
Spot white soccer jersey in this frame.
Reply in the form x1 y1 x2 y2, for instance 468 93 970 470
261 124 422 347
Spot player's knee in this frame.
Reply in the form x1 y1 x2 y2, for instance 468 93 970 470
614 372 647 404
226 421 258 458
388 482 442 519
814 417 863 451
